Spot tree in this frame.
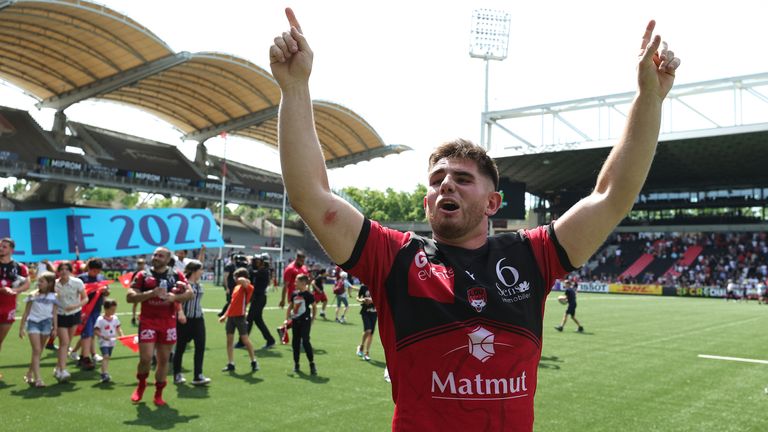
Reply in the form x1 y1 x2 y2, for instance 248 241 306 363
341 185 427 222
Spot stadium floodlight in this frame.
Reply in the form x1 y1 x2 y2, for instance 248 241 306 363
469 9 511 150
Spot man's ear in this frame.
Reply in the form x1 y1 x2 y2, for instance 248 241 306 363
485 191 502 217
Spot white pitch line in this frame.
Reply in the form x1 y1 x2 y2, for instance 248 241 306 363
698 354 768 365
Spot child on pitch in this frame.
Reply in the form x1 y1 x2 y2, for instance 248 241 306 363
288 274 317 375
356 283 377 361
94 299 124 383
555 280 584 333
18 271 58 387
219 268 258 372
333 271 351 323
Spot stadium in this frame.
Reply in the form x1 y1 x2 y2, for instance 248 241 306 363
0 1 767 431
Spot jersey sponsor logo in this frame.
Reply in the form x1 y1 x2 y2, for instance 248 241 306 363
431 326 529 400
408 248 455 303
467 287 488 313
494 258 531 304
431 370 528 400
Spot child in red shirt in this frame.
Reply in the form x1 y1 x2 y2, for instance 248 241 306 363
218 268 258 372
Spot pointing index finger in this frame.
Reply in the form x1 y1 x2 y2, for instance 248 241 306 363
640 19 656 50
285 7 302 33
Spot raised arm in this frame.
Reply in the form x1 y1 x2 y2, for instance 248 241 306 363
555 20 680 267
269 8 363 264
555 21 680 267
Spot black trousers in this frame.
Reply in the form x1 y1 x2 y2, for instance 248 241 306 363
173 316 206 378
291 318 313 364
246 294 275 345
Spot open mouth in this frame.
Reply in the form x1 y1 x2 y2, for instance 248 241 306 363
438 199 460 212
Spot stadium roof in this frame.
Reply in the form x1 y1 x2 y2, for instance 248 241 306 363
0 0 409 167
495 126 768 199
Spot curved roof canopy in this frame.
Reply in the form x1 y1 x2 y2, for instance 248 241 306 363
0 0 409 166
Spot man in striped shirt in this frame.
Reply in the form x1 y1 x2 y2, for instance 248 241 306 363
173 259 210 385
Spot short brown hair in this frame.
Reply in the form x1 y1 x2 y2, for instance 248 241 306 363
428 138 499 190
233 267 249 279
0 237 14 249
296 274 310 283
57 260 73 272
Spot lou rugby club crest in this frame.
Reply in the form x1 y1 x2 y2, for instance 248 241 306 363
466 286 487 312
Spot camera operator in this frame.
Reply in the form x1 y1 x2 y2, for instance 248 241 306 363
244 253 276 349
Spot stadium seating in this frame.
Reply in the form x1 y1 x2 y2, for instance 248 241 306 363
582 232 768 290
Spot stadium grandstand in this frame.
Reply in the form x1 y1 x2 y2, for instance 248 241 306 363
0 0 410 267
485 72 768 295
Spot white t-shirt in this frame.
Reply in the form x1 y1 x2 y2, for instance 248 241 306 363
56 277 86 316
94 315 121 347
25 292 58 322
173 257 191 273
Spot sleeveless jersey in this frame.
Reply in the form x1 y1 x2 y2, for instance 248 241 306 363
341 219 574 432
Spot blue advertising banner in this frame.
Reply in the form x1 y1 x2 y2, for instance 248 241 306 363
0 208 224 261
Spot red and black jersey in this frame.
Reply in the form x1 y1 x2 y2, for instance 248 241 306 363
341 219 574 432
131 269 187 326
0 260 28 309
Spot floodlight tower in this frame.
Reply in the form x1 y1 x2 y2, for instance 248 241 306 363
469 9 511 150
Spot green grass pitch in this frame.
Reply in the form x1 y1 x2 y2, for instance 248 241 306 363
2 285 766 431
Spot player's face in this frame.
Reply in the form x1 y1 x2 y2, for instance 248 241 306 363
0 241 12 258
296 255 305 266
151 248 171 268
425 158 498 244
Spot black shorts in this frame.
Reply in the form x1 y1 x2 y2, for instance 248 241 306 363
361 312 377 332
566 304 577 316
225 316 248 335
57 312 82 328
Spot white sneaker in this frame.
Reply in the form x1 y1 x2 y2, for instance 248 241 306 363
364 354 371 361
68 351 80 362
174 373 186 384
94 354 103 362
59 370 71 382
191 375 211 386
53 368 62 381
356 346 364 357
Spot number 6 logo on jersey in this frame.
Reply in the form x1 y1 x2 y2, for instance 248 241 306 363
495 258 519 287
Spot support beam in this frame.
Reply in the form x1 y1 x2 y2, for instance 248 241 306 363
183 105 279 142
37 52 192 110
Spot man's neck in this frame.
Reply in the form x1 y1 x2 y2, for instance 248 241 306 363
433 231 489 251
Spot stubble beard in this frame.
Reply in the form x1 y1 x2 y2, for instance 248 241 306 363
429 203 485 243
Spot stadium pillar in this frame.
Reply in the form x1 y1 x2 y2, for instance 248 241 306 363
52 110 68 148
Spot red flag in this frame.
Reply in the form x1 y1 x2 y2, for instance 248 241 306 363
117 334 140 353
74 280 114 336
118 272 134 288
